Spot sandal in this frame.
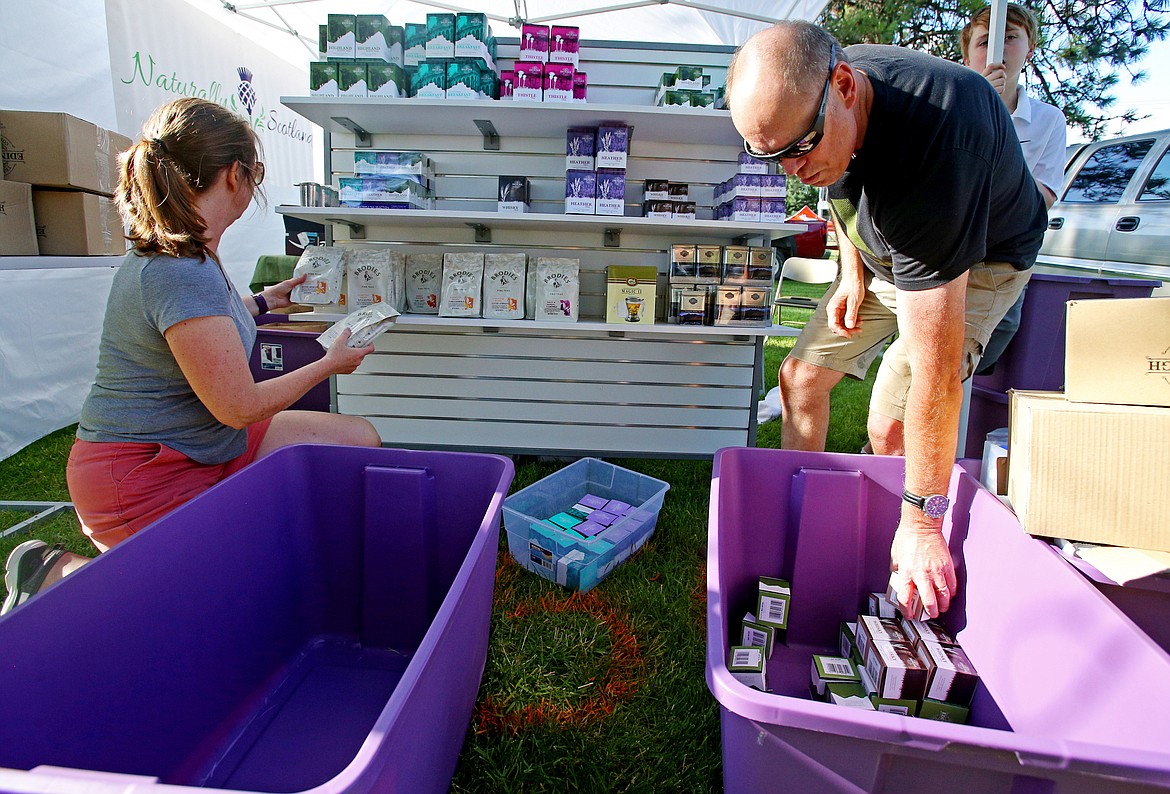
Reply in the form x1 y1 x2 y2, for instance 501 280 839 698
2 540 66 616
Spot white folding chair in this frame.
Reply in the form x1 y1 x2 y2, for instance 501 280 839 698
773 256 839 327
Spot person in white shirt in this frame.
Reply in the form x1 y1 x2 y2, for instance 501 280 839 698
961 2 1067 373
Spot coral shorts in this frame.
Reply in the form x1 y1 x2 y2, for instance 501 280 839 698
66 419 271 552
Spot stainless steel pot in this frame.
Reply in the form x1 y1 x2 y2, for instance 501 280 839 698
296 182 328 207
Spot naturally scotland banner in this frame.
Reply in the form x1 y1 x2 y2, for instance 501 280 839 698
118 51 312 145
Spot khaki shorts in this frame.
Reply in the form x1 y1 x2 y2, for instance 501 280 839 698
789 261 1031 422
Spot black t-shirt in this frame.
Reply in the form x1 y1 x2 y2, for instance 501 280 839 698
828 44 1047 290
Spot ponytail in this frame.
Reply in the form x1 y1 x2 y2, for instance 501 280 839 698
116 97 263 260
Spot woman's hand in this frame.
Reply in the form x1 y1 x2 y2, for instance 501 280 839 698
322 328 374 375
259 274 308 312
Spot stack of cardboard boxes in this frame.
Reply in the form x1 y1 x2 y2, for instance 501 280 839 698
1007 297 1170 556
0 110 130 256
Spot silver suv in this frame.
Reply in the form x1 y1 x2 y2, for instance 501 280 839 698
1039 128 1170 290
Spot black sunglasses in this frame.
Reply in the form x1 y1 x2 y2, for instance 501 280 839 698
744 49 837 160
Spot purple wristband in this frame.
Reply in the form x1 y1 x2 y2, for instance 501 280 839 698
252 293 269 315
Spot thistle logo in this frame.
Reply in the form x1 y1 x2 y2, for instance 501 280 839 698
1 132 23 179
237 67 256 115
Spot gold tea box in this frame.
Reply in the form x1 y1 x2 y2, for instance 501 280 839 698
606 265 658 325
722 245 750 283
748 246 775 283
714 285 742 326
678 289 708 326
740 286 772 326
696 245 722 282
670 243 698 282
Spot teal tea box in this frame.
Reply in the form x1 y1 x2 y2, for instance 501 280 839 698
425 13 455 59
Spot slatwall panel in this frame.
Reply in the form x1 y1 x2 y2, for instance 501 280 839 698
335 324 758 458
284 40 794 458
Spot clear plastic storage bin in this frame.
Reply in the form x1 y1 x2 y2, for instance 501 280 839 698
502 457 669 592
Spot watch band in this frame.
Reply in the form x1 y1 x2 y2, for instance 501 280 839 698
252 292 269 315
902 488 950 519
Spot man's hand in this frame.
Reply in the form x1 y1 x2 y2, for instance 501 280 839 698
889 524 957 619
825 277 865 338
980 62 1009 100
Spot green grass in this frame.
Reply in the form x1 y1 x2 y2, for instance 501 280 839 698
0 288 877 790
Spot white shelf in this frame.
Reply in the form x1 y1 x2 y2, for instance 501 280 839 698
286 310 798 338
281 96 743 147
0 255 124 271
276 206 802 243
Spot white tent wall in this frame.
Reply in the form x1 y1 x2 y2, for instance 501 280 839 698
0 0 312 462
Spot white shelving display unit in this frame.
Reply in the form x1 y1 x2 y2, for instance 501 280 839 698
277 43 809 458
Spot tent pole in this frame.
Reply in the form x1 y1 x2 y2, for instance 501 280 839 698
986 0 1007 67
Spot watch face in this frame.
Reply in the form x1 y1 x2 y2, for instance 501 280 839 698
923 494 950 519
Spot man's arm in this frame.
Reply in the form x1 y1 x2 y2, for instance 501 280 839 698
889 273 967 617
824 216 867 338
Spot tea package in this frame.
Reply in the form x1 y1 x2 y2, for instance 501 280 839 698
346 248 390 311
384 251 407 313
532 257 580 322
405 252 442 313
483 253 526 320
316 303 400 349
439 252 484 317
291 245 344 305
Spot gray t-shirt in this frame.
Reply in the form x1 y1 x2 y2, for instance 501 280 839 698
77 250 257 465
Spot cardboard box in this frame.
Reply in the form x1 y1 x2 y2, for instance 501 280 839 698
32 188 125 256
1 111 131 196
606 265 656 324
1008 390 1170 552
0 179 38 255
1066 298 1170 407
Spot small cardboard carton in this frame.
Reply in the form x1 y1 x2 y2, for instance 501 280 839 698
916 640 979 706
918 698 970 724
1065 297 1170 408
355 15 397 63
900 618 957 649
548 25 580 66
564 169 595 215
573 71 588 103
728 646 766 691
32 188 125 256
606 265 657 325
854 614 909 663
741 613 775 657
542 63 574 103
670 244 697 282
497 176 529 213
756 576 791 631
810 655 860 698
566 128 595 171
337 63 368 98
863 639 929 701
513 62 544 101
0 111 131 196
424 13 456 59
595 169 625 216
0 180 38 255
1008 390 1170 553
310 62 339 96
326 14 357 59
595 123 629 169
404 22 428 67
520 23 549 62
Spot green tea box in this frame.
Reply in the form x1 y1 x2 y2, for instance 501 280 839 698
729 646 767 691
326 14 357 59
741 613 775 657
810 655 859 698
756 576 791 630
309 62 339 97
918 698 971 724
337 63 367 98
367 63 407 98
